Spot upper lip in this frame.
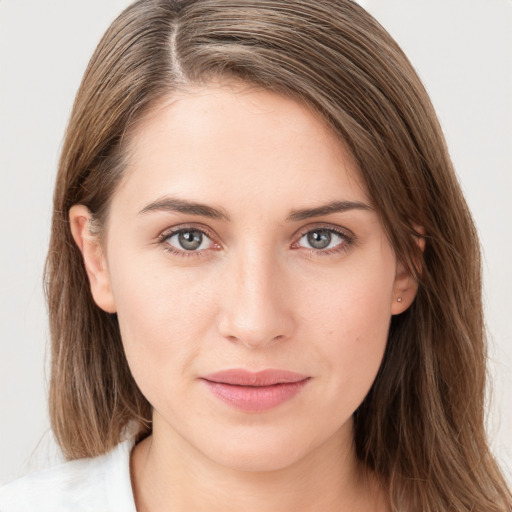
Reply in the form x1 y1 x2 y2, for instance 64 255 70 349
202 369 310 386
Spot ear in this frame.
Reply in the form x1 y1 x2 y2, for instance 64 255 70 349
69 205 117 313
391 232 425 315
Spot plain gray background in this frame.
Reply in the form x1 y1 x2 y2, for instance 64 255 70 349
1 0 511 484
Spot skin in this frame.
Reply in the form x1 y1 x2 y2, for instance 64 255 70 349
70 81 417 512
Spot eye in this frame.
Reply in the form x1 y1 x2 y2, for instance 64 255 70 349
296 228 348 251
165 228 214 252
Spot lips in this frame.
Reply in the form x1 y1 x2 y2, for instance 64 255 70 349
201 369 310 412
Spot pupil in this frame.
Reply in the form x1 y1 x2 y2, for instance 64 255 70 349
307 230 331 249
178 230 202 250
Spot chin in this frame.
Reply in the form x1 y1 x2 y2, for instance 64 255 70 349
195 423 333 473
208 442 306 473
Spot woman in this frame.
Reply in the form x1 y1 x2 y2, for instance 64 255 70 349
1 0 510 510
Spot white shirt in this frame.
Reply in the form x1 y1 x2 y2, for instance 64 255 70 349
0 438 136 511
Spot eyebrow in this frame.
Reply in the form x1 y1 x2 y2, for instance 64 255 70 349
139 197 372 222
139 197 230 221
286 200 372 221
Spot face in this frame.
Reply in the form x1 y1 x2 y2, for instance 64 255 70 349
73 81 413 472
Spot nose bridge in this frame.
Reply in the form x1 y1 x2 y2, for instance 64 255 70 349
217 242 293 348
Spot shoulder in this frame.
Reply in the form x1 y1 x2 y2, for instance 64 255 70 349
0 438 136 512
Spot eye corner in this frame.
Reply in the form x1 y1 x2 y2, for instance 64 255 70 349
157 224 222 258
291 224 356 256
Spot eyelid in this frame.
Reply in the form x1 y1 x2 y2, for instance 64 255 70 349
157 223 218 242
155 222 356 258
292 223 355 242
157 223 222 255
291 223 356 253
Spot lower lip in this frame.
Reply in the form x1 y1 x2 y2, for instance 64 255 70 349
202 379 310 412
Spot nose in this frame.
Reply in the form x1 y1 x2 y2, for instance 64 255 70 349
216 248 295 349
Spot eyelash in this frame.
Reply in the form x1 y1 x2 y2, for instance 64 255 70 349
294 225 355 257
157 224 355 259
157 224 219 259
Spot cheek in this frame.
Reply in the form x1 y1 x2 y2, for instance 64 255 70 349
107 252 219 387
300 258 394 401
302 252 394 337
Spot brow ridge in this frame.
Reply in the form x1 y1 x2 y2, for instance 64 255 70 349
139 197 230 221
286 200 372 222
139 197 371 222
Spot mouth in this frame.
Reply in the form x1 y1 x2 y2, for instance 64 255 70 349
200 369 311 412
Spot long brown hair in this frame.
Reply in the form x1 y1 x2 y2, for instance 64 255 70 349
46 1 511 510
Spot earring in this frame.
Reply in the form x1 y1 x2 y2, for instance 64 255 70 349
397 297 403 303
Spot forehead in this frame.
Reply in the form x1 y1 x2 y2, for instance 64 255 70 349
114 81 370 214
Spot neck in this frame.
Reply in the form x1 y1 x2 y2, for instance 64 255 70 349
131 413 388 512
